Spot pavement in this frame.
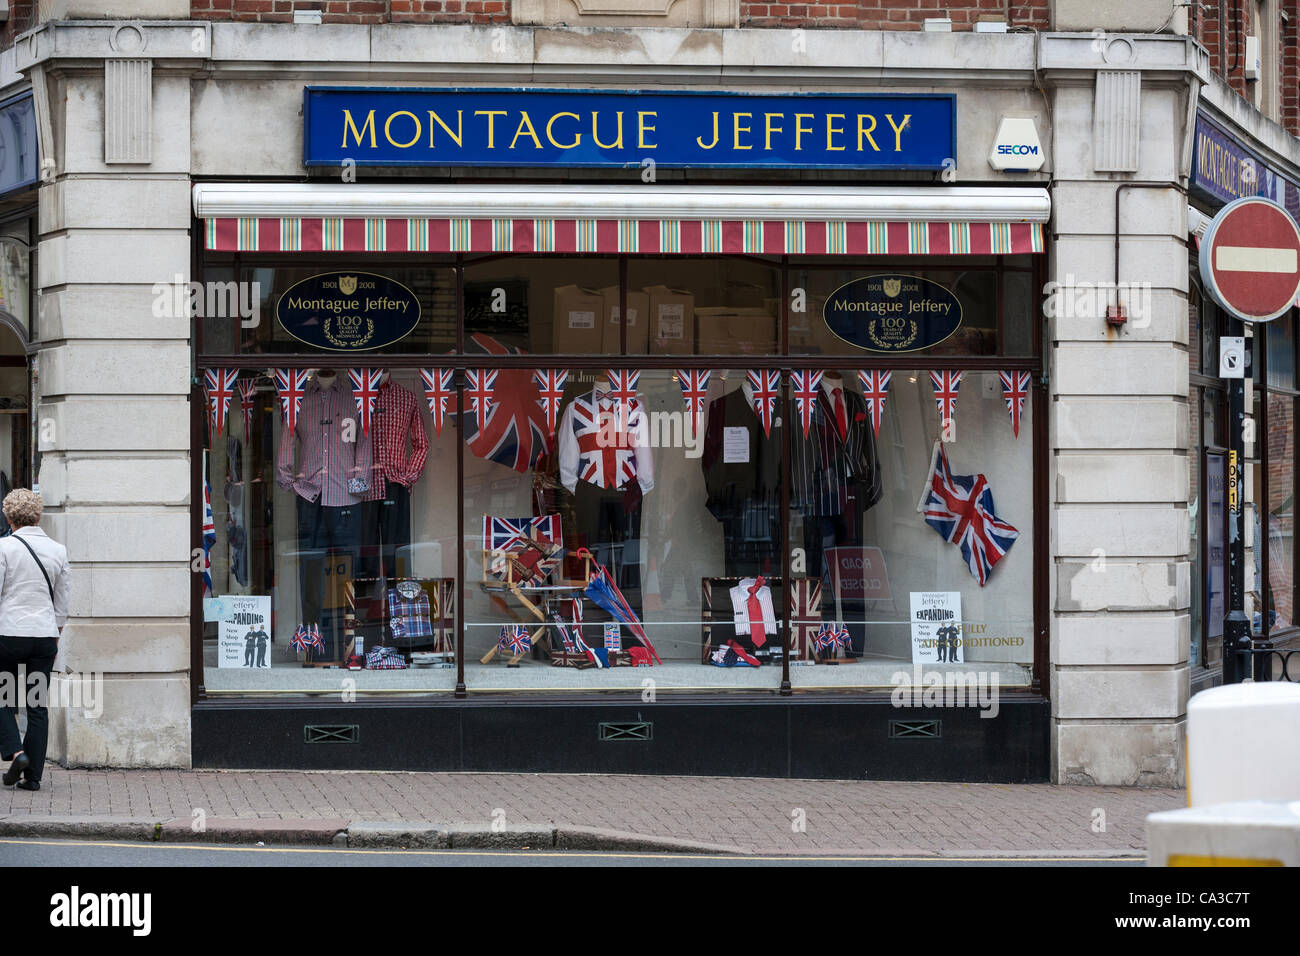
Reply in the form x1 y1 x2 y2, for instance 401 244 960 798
0 768 1185 857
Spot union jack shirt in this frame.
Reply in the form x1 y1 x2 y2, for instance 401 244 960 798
364 379 429 500
558 388 655 494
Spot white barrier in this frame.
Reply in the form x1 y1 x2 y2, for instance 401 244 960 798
1147 801 1300 866
1187 682 1300 806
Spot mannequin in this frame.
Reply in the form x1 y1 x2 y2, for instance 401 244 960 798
791 370 883 656
276 368 374 660
700 375 784 577
558 373 654 615
359 369 429 582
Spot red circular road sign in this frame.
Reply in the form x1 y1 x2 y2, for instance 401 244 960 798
1199 196 1300 323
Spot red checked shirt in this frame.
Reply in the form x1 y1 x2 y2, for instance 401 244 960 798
364 379 429 500
276 377 375 507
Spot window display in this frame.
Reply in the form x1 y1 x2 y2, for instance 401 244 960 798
198 254 1041 696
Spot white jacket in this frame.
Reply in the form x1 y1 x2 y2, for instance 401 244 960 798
0 527 71 637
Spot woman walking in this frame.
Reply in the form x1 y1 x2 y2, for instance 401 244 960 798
0 490 71 791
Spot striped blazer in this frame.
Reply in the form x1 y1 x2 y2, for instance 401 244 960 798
790 386 883 518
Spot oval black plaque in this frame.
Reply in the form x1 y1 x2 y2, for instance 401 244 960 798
276 272 421 352
823 274 963 352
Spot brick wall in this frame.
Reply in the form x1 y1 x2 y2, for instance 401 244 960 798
740 0 1049 30
1194 0 1299 135
1282 0 1299 136
0 0 38 50
190 0 512 24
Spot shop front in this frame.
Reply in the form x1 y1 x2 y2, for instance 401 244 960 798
189 86 1051 780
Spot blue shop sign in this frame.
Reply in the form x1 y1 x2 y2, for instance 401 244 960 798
1191 111 1300 223
303 87 955 170
276 272 421 352
824 274 963 352
0 92 37 198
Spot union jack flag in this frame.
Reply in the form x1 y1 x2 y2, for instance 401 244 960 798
605 369 640 419
571 393 641 490
815 622 851 651
290 623 325 654
791 369 824 438
454 335 551 473
237 379 257 444
420 367 454 437
348 368 383 437
929 370 964 426
464 369 497 433
746 369 781 438
498 624 532 655
533 368 569 438
482 514 562 553
203 368 239 439
857 370 892 437
999 370 1031 438
920 442 1020 587
202 477 216 596
272 368 310 434
676 369 711 431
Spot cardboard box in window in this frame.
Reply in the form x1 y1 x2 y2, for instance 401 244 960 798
695 306 778 354
598 286 650 353
644 285 695 355
552 285 604 353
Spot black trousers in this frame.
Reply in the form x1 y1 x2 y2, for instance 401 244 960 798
0 636 58 783
572 482 643 617
359 482 412 580
803 511 866 656
296 497 360 660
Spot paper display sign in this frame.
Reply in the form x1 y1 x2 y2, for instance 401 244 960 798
828 546 891 601
217 596 273 669
909 591 962 664
723 426 750 464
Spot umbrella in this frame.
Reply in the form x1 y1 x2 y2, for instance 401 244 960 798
575 549 662 665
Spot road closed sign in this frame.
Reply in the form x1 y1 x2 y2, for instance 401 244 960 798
1199 196 1300 323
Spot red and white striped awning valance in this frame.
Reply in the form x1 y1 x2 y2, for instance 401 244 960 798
204 217 1045 256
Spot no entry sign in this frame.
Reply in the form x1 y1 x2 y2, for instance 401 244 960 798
1199 196 1300 323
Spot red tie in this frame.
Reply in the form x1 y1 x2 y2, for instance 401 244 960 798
747 576 768 648
832 387 847 442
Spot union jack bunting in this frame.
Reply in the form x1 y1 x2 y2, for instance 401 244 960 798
482 514 562 554
203 368 239 439
815 622 852 652
919 442 1020 587
676 369 712 431
532 368 569 438
348 368 383 437
929 370 964 426
999 370 1032 438
857 370 892 437
420 367 454 437
605 369 640 417
237 379 257 444
464 369 497 433
201 477 216 596
498 624 532 656
272 368 310 434
746 369 781 438
790 369 824 438
454 335 551 473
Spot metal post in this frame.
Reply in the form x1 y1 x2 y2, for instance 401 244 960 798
1223 314 1251 683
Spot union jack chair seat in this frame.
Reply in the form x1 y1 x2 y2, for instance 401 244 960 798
478 514 566 665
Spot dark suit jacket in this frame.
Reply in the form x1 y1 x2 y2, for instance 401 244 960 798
701 388 785 522
790 384 883 518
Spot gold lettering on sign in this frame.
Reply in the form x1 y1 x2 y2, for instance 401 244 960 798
474 110 507 149
384 111 420 149
885 113 911 152
342 109 377 149
857 114 880 152
428 110 464 148
593 111 625 150
764 113 783 151
733 112 753 151
697 112 720 150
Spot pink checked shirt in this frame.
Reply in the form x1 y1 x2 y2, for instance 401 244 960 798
276 377 374 507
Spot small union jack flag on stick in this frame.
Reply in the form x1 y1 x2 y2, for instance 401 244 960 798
203 368 239 439
272 368 310 434
929 370 964 428
815 622 851 652
465 369 498 433
348 368 383 437
999 370 1031 438
676 369 711 432
237 379 257 443
857 370 892 437
790 369 823 438
533 369 569 439
746 369 781 437
420 368 454 437
498 624 532 656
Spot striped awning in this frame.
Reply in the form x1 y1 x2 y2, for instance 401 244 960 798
204 217 1044 255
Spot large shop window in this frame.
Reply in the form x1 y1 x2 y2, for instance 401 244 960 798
197 254 1041 695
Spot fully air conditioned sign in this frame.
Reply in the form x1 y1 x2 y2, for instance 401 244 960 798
303 87 955 170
